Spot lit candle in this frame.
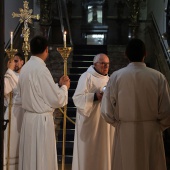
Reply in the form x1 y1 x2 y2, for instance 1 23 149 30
63 31 66 48
10 32 13 45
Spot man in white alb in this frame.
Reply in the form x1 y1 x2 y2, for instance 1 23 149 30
101 38 170 170
4 52 25 170
72 53 114 170
18 35 70 170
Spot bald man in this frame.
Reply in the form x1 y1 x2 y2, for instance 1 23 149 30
72 53 115 170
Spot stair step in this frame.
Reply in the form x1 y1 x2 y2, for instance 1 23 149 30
73 55 95 61
70 81 78 89
67 107 77 117
68 96 73 101
57 142 73 148
67 99 74 107
67 107 76 111
55 113 75 117
57 155 73 164
58 129 75 141
60 119 75 129
72 61 93 67
55 106 76 117
57 141 74 155
73 45 107 55
68 89 75 97
57 151 73 157
55 108 76 119
67 112 76 116
70 67 87 74
69 74 81 81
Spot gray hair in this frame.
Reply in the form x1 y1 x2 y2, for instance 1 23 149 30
93 53 106 64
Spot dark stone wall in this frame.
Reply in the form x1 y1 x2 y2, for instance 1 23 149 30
48 0 130 45
46 45 73 83
107 45 129 75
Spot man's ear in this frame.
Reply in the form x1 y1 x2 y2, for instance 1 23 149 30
142 51 147 61
124 51 127 58
144 51 147 58
46 47 48 53
21 60 24 66
124 52 130 61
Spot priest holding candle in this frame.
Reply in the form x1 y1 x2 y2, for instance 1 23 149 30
18 35 70 170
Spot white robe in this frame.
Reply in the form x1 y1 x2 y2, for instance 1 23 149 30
4 69 25 170
72 65 115 170
101 62 170 170
18 56 68 170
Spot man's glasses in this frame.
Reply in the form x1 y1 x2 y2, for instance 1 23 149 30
97 62 110 66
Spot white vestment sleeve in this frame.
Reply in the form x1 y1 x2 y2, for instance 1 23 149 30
73 73 94 117
37 67 68 108
4 69 18 95
101 78 117 126
157 76 170 131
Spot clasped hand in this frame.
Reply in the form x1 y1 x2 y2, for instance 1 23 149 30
59 75 70 89
7 59 15 71
96 91 103 101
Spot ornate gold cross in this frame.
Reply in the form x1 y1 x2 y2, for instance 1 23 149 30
12 1 40 62
12 1 40 25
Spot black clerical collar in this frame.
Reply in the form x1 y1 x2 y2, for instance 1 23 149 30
94 67 107 76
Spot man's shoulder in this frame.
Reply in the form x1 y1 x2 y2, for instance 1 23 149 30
79 71 90 79
5 68 16 77
110 67 127 76
146 67 165 78
77 71 94 84
22 59 45 71
20 61 47 79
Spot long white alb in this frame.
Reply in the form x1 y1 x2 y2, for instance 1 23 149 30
18 56 68 170
101 62 170 170
4 69 25 170
72 65 115 170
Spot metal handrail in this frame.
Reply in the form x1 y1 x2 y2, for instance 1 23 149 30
57 0 65 35
150 12 170 66
63 0 73 46
57 0 73 46
5 22 22 49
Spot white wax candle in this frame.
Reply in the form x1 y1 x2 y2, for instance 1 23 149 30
63 31 66 48
10 32 13 45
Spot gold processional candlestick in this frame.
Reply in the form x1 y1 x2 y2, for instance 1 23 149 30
5 45 18 60
5 45 18 170
57 47 72 170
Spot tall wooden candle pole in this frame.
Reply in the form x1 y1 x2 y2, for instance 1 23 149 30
57 31 72 170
